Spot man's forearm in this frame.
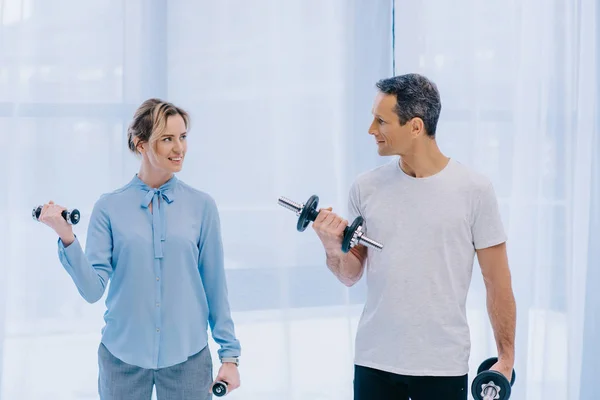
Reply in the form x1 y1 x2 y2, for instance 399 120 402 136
487 284 517 363
325 247 364 287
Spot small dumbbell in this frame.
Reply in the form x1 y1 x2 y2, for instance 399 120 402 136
32 205 81 225
277 195 383 253
471 357 516 400
212 380 228 397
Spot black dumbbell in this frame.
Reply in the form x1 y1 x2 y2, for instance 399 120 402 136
212 380 228 397
32 205 81 225
277 195 384 253
471 357 516 400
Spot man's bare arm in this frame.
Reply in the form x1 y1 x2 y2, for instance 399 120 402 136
312 207 368 287
326 244 367 287
477 242 516 376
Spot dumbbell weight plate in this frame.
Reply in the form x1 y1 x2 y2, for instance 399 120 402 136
477 357 516 386
65 209 81 225
212 381 228 397
341 216 363 253
32 206 42 221
297 195 319 232
471 370 511 400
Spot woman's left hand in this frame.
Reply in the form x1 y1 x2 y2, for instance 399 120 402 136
210 362 240 394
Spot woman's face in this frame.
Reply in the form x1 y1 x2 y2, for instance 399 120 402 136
141 114 188 173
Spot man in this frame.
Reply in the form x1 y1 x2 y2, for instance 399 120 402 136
312 73 516 399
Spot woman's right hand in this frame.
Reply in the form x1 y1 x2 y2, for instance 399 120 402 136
38 201 75 245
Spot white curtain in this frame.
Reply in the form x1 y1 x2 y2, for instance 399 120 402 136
0 0 392 399
393 0 599 399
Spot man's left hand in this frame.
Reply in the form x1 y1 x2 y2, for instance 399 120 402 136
489 359 514 383
210 363 240 394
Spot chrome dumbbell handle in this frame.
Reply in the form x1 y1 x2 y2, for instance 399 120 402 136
481 381 501 400
352 225 384 250
278 197 303 215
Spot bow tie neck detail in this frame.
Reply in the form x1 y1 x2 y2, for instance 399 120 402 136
141 188 175 259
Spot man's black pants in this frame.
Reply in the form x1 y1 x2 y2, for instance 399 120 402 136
354 364 468 400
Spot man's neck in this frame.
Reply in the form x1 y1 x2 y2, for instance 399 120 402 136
399 140 450 178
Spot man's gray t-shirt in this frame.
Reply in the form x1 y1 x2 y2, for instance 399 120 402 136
348 158 507 376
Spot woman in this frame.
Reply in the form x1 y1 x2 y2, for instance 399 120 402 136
38 99 241 399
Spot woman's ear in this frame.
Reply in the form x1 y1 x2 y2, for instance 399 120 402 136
134 138 145 154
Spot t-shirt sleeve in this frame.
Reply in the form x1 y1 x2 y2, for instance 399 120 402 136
472 181 507 249
347 180 362 225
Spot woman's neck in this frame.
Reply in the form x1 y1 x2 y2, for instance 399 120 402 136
137 163 173 189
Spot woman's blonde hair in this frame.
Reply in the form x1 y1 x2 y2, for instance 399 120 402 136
127 98 190 154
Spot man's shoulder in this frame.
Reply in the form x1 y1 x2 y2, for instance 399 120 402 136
353 160 397 185
447 159 494 191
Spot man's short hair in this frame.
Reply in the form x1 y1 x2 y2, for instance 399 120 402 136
375 73 442 137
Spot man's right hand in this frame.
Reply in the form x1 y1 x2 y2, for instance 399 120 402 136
38 201 75 245
311 207 348 253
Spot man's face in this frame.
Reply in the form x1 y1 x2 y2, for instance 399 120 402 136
368 92 420 156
